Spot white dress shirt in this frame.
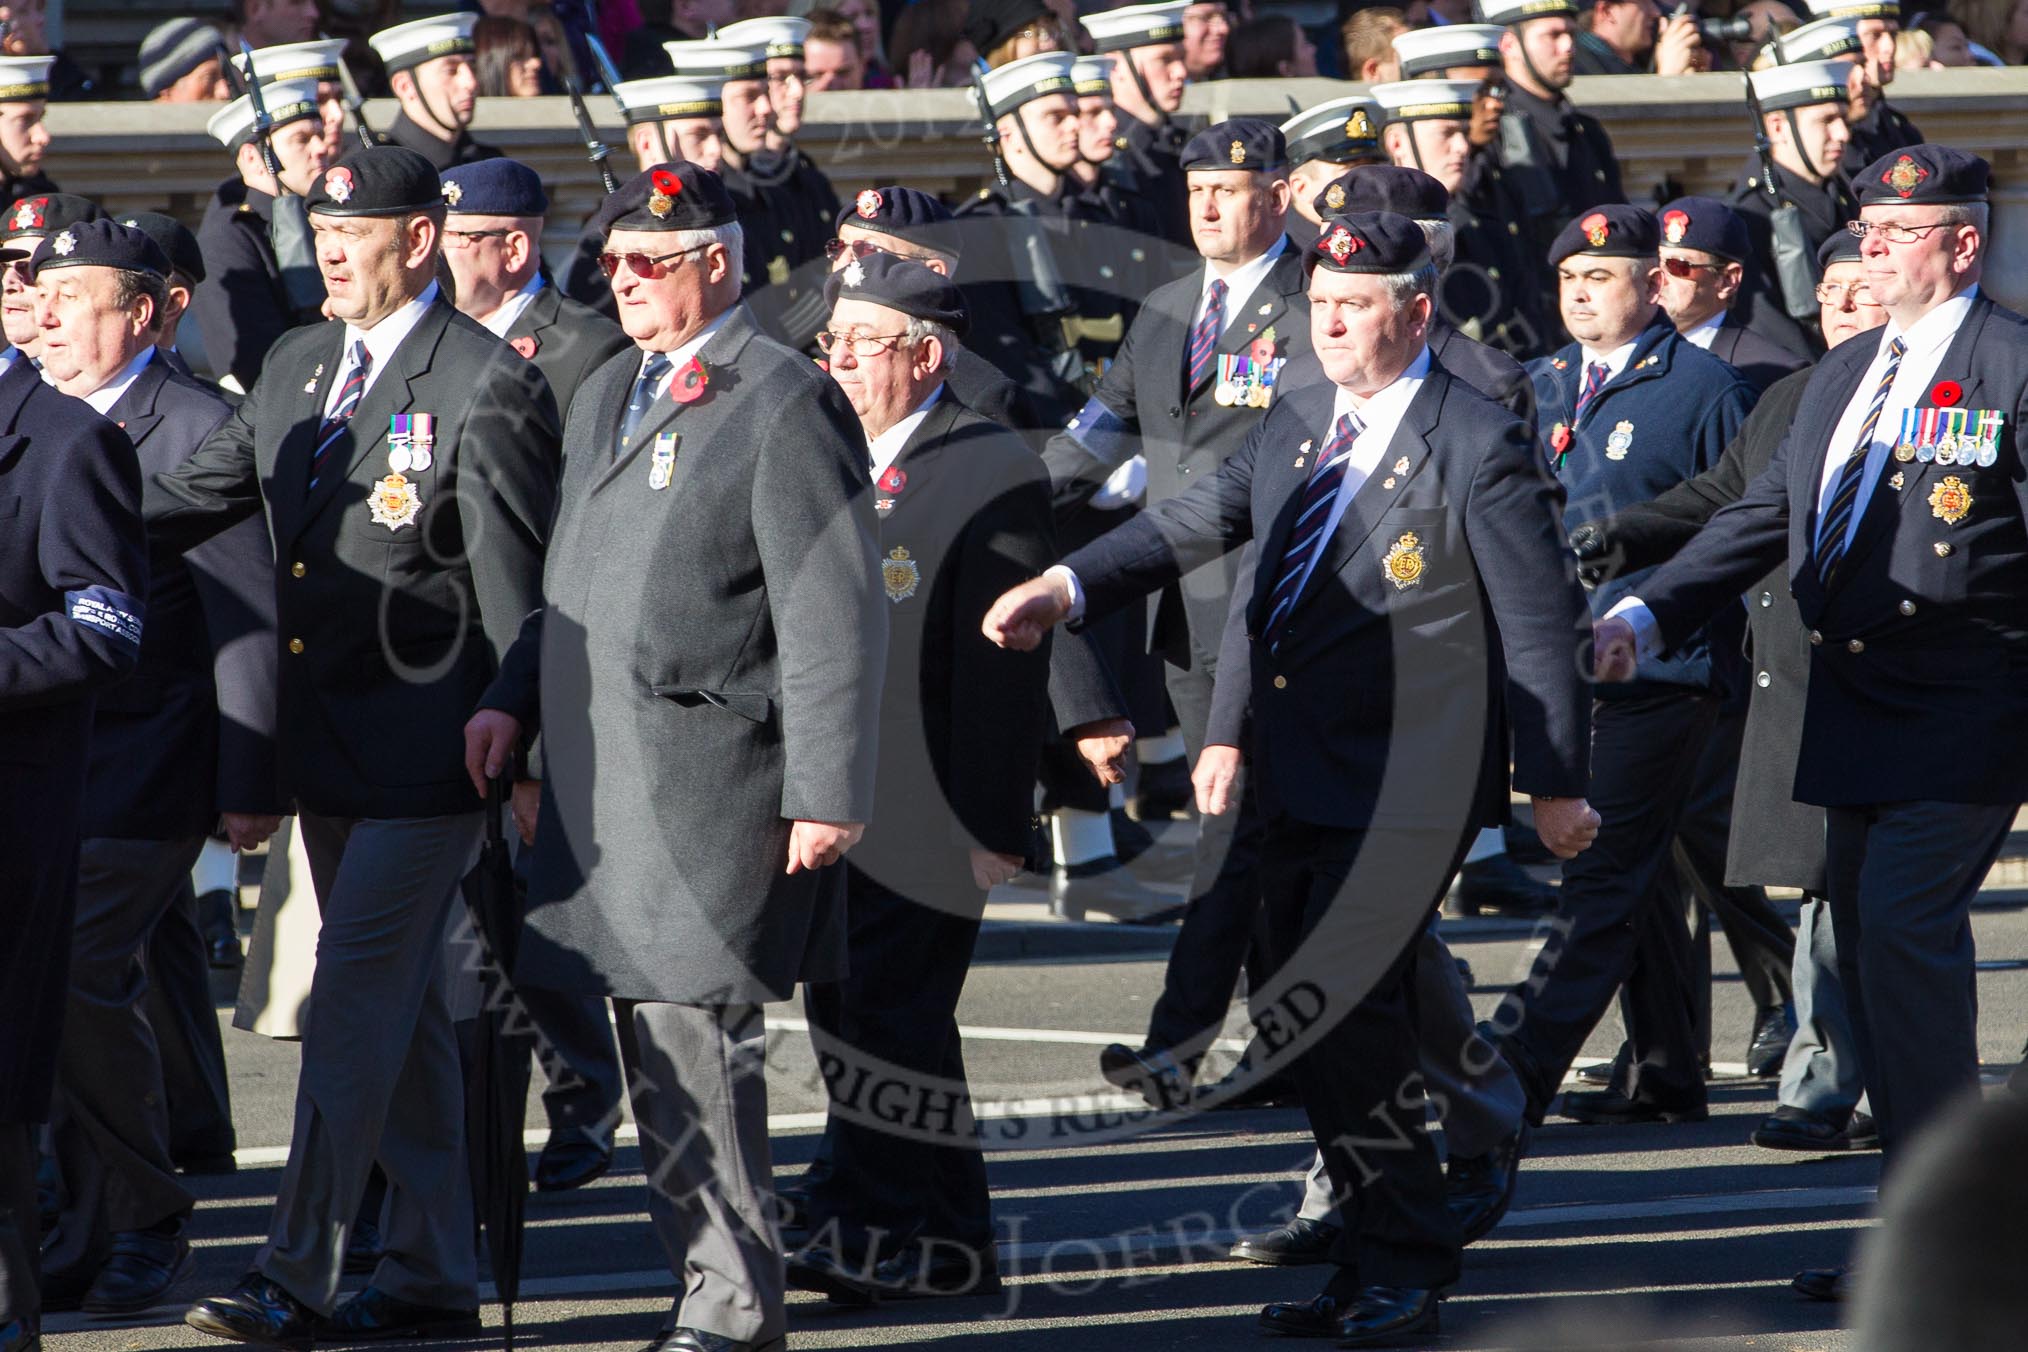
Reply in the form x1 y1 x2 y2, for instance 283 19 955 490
868 383 941 480
79 347 155 415
323 282 440 419
1192 234 1289 336
1680 313 1725 351
1579 337 1639 382
478 274 544 339
1609 287 1980 657
635 307 735 401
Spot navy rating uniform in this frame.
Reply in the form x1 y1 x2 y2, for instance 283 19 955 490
1490 205 1754 1123
367 15 503 172
0 347 148 1342
1054 211 1589 1328
1777 2 1925 174
1081 3 1195 249
1619 147 2028 1170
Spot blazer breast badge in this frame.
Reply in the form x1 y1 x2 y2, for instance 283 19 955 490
1383 532 1426 590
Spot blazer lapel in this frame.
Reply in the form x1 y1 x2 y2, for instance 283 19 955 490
271 325 347 549
1217 244 1302 364
298 302 449 529
589 306 761 497
506 284 560 356
1300 381 1441 604
106 359 168 452
1247 383 1344 631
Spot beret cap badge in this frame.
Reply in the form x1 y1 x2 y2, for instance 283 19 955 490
1324 183 1346 210
1581 212 1610 248
442 180 463 206
1883 154 1927 198
1346 109 1374 139
648 167 683 219
324 166 354 203
855 188 883 219
1229 139 1246 165
9 199 39 230
51 230 73 256
1325 226 1359 264
1661 209 1689 244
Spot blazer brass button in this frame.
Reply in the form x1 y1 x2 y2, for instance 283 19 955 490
1272 675 1287 689
1847 639 1865 654
288 638 305 654
1756 671 1771 688
1758 591 1772 607
1899 600 1917 616
1809 630 1823 645
291 561 306 577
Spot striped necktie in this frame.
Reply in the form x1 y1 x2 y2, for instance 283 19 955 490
1262 411 1365 653
615 352 672 459
309 340 371 490
1573 360 1608 419
1816 336 1907 583
1186 278 1228 391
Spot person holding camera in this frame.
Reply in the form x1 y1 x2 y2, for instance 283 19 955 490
1574 0 1718 74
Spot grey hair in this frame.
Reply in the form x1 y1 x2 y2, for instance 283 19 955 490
1381 261 1441 311
667 222 745 282
1412 218 1456 276
903 315 959 372
1937 202 1990 234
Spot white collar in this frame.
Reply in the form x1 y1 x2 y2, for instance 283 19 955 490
868 383 943 479
1578 337 1640 380
78 346 156 415
640 307 735 388
1680 312 1725 350
1199 235 1289 321
1879 284 1978 360
0 347 16 375
1330 344 1433 428
478 273 545 339
343 282 440 374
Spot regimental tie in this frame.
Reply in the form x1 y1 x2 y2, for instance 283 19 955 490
1573 361 1608 420
1817 336 1907 583
1262 411 1365 653
1186 278 1228 390
616 352 672 459
308 340 371 490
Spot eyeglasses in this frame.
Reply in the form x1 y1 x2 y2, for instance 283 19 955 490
443 228 512 248
815 329 912 356
1845 220 1957 244
824 237 893 264
1660 256 1725 278
596 243 712 279
1814 281 1876 305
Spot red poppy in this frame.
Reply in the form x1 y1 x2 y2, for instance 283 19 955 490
1249 336 1276 365
1550 423 1572 454
671 356 709 404
651 168 683 197
1931 380 1962 407
510 335 538 359
878 465 906 495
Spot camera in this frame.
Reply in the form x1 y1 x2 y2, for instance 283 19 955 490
1671 5 1755 44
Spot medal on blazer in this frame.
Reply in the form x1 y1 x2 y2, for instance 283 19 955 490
1893 408 1917 463
1936 408 1965 465
1605 420 1634 461
1916 408 1938 463
388 414 435 473
1929 475 1972 524
1382 532 1426 590
369 473 422 531
648 432 678 490
882 546 919 602
1976 410 2003 466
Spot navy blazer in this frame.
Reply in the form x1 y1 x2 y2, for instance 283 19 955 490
1063 361 1592 834
1641 292 2028 807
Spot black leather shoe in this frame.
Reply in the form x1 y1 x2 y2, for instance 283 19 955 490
184 1270 320 1349
785 1243 881 1307
0 1319 38 1351
341 1219 384 1276
1444 854 1554 918
1050 862 1184 924
1843 1112 1880 1151
1257 1292 1346 1336
1231 1216 1340 1266
534 1128 613 1193
1098 1042 1192 1109
1334 1286 1441 1346
1746 1004 1796 1078
1199 1062 1301 1110
639 1328 785 1352
322 1285 482 1341
1751 1105 1848 1152
1792 1264 1851 1302
1559 1088 1706 1125
197 888 242 968
1449 1121 1528 1245
84 1226 194 1314
868 1243 1002 1300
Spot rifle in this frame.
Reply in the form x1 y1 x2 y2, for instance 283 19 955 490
1741 53 1822 323
331 47 380 150
582 29 669 164
563 73 621 194
969 63 1011 189
240 42 327 319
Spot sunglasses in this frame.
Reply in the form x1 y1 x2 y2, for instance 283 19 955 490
1661 256 1725 278
596 242 712 279
824 237 902 264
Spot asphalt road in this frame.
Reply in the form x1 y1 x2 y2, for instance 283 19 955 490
44 825 2028 1351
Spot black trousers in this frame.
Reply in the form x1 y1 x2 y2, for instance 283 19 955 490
1256 817 1468 1289
0 1122 36 1329
145 879 237 1164
1498 691 1718 1115
801 866 990 1260
1142 653 1271 1057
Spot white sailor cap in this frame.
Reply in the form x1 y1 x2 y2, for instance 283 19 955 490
1473 0 1579 26
1776 15 1864 62
716 16 810 59
1081 1 1190 54
1392 24 1507 77
663 37 771 81
1278 96 1383 167
1071 54 1115 96
612 75 726 125
231 38 348 87
206 80 324 151
1371 78 1480 123
974 51 1076 120
1749 59 1854 112
0 55 53 102
1803 0 1898 21
368 14 478 76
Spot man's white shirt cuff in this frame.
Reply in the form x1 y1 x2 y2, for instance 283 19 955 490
1045 565 1086 623
1604 596 1662 659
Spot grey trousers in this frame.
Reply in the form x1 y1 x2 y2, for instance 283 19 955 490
257 811 482 1315
1778 893 1868 1121
614 999 783 1347
45 836 205 1278
1299 924 1526 1222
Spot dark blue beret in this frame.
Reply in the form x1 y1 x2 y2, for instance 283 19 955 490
3 192 106 241
1306 210 1431 275
1180 118 1287 174
27 219 171 280
834 185 958 252
441 158 550 217
1855 145 1989 208
307 145 445 217
1817 229 1862 270
1315 164 1449 221
591 161 739 237
823 250 970 339
1549 203 1659 265
118 210 205 283
1657 196 1750 265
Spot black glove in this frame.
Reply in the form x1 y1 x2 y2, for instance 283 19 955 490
1568 520 1608 561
